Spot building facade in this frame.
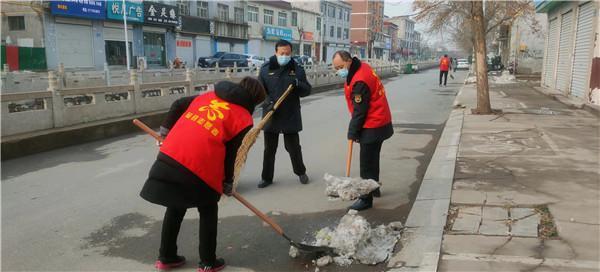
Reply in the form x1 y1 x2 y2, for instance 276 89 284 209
290 4 320 58
321 0 351 63
1 1 47 71
383 21 398 61
350 0 384 59
387 15 418 59
536 1 599 105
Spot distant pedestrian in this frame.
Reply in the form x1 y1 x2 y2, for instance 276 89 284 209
258 39 312 188
140 77 266 272
439 54 451 87
332 50 393 211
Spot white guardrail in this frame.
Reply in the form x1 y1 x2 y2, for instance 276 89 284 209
0 59 435 137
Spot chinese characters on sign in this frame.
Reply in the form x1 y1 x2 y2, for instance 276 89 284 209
144 2 179 26
176 40 192 47
106 0 143 23
50 0 105 20
263 26 293 41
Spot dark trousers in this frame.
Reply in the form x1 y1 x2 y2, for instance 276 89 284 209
262 132 306 182
159 204 218 264
439 70 448 86
359 141 384 199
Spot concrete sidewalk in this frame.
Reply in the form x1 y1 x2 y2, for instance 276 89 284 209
440 82 600 271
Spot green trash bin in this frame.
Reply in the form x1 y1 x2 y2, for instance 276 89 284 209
405 63 413 74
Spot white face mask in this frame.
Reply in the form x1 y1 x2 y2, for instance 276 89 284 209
336 68 349 78
277 55 291 66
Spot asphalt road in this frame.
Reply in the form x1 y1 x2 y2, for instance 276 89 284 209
2 69 467 271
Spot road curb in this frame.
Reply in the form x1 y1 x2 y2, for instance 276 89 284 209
387 87 465 272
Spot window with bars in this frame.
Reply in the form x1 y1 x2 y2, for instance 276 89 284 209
330 26 334 37
329 6 335 18
234 7 244 24
247 6 258 22
264 9 273 25
217 4 229 21
177 0 189 16
197 1 208 18
337 27 341 38
278 12 287 27
344 28 349 39
338 9 342 20
316 17 321 31
8 16 25 31
291 12 297 27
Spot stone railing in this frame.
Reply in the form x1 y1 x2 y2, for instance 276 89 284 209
1 62 397 137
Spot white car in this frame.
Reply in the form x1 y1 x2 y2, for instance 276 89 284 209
246 54 266 67
456 59 470 70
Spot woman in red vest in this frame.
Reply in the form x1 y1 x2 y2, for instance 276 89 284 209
439 54 451 87
332 51 394 211
140 77 265 272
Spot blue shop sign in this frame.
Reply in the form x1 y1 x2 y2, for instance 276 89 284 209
50 0 105 20
106 0 144 23
263 26 292 41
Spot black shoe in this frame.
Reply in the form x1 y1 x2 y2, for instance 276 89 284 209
198 258 225 272
299 174 309 184
349 198 373 211
372 188 381 198
258 180 273 188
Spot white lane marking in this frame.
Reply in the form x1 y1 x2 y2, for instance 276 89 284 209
519 102 528 108
499 91 508 97
442 253 600 269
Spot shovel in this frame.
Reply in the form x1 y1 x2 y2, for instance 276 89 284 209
132 118 334 255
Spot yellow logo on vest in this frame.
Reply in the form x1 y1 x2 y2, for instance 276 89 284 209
199 100 231 121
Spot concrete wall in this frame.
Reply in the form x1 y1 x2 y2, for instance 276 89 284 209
0 1 45 48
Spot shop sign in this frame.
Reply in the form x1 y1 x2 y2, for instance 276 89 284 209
263 26 292 41
50 0 105 20
144 2 178 26
176 40 192 47
106 0 143 23
303 32 314 41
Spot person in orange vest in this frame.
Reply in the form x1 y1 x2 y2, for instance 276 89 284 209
140 77 266 272
439 54 451 87
332 50 393 211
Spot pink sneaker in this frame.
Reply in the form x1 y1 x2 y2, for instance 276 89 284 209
155 255 186 270
197 258 225 272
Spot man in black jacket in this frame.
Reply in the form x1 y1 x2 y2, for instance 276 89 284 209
257 39 312 188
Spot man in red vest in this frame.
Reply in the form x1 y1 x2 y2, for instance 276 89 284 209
439 54 451 87
332 50 394 211
140 77 266 272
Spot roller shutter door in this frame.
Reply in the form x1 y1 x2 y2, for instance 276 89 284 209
56 23 94 68
544 18 559 88
555 10 574 93
570 2 595 98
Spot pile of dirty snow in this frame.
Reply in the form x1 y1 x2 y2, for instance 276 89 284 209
324 173 380 201
290 210 404 266
490 71 516 84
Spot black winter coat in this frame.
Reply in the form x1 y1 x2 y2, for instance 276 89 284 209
140 81 253 208
259 56 311 133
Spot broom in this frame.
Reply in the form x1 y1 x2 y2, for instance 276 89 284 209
232 83 294 190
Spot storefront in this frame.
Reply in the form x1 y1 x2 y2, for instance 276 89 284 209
49 1 105 69
179 15 211 66
142 1 178 68
104 0 143 67
250 26 292 57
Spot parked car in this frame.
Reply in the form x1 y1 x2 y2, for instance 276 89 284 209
292 55 313 66
197 52 249 68
245 54 266 67
455 59 470 70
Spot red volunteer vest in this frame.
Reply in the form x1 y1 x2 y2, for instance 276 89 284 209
344 62 392 128
160 92 253 194
439 57 450 71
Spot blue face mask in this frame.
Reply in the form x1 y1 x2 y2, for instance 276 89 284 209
277 55 291 66
337 68 349 78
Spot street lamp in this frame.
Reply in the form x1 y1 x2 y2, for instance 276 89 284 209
122 0 131 71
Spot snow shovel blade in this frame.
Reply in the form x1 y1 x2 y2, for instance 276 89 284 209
286 235 335 255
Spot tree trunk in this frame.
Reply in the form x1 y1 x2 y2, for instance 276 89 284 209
472 1 492 114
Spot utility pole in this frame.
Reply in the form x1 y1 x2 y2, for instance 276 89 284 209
122 0 131 70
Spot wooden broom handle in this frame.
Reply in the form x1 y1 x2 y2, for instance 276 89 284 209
133 119 163 142
346 140 353 177
233 192 285 235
